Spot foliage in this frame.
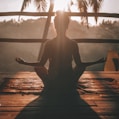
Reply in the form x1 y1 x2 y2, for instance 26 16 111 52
20 0 103 25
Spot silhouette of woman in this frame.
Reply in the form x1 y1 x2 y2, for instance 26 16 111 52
16 11 105 95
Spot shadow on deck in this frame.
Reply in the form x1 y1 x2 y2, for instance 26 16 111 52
0 71 119 119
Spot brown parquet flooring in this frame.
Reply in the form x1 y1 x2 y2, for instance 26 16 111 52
0 71 119 119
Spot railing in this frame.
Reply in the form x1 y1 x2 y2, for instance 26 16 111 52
0 12 119 43
0 38 119 43
0 12 119 18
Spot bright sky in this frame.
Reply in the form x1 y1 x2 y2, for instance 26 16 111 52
0 0 119 25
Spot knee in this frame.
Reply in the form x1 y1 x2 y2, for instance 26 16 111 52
34 66 48 75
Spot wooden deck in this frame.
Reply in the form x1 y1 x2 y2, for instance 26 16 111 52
0 71 119 119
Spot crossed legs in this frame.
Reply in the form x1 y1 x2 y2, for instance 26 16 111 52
34 66 85 88
34 66 48 86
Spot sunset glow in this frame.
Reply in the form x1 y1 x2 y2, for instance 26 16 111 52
0 0 119 25
53 0 70 12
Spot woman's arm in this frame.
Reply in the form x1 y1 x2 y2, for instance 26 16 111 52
82 58 106 67
16 42 49 67
15 57 42 66
73 42 106 68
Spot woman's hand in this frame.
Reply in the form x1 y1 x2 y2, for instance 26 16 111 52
16 57 25 64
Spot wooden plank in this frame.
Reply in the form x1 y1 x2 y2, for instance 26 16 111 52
0 112 19 119
0 107 119 115
0 112 104 119
101 116 119 119
94 100 119 107
0 38 119 43
0 71 119 119
104 51 119 71
0 95 38 107
90 108 119 115
0 12 119 18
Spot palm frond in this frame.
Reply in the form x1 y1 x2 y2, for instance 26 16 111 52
76 0 103 24
67 0 73 12
77 0 89 27
78 0 88 13
89 0 103 12
34 0 47 12
89 0 103 22
20 0 103 25
21 0 32 12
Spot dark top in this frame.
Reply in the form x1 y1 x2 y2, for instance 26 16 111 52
39 37 81 79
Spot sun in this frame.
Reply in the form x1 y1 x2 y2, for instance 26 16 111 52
53 0 70 12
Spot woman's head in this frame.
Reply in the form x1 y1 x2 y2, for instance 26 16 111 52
54 11 70 33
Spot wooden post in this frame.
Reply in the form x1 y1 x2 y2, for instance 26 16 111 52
104 50 119 71
37 0 54 60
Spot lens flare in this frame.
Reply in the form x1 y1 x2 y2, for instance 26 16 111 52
53 0 70 12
